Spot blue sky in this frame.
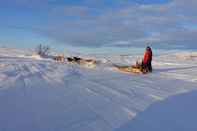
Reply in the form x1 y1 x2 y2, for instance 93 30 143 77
0 0 197 52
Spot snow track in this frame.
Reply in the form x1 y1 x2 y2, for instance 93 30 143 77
0 49 197 131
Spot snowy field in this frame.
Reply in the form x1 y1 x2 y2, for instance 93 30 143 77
0 47 197 131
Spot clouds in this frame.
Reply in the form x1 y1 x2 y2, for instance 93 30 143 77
1 0 197 49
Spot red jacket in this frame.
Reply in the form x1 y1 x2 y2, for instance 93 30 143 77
143 49 152 65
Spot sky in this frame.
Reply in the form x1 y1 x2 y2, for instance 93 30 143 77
0 0 197 52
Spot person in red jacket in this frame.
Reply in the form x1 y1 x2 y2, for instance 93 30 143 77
142 46 152 72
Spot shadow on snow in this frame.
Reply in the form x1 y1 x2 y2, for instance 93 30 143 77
115 90 197 131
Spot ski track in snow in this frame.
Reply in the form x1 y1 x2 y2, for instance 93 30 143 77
0 48 197 131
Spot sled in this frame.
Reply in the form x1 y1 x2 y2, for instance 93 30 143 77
113 64 147 74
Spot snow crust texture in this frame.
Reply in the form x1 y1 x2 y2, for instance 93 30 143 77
0 48 197 131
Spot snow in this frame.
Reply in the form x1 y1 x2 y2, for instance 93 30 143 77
17 54 43 60
115 90 197 131
0 48 197 131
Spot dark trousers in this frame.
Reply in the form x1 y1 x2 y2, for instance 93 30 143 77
147 61 152 72
142 61 152 72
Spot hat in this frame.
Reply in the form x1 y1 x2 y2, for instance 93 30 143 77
146 46 151 50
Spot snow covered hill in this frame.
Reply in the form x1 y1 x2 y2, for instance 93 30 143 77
0 48 197 131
